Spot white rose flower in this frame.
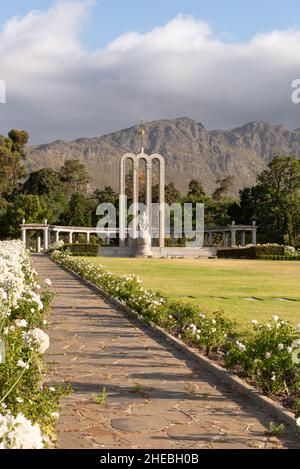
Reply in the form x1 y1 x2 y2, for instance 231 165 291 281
236 341 246 353
251 320 258 326
25 328 50 354
17 360 29 369
44 278 52 287
0 413 43 449
265 352 271 359
278 343 284 351
272 315 279 322
15 319 27 328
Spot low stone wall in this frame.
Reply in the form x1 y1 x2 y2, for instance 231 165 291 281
98 246 217 258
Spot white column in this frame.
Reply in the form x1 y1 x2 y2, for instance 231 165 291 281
133 160 139 240
231 230 236 247
159 159 165 249
208 232 213 246
252 229 257 245
241 231 246 247
119 158 126 248
87 232 90 244
230 221 236 247
146 161 152 239
55 231 60 243
223 232 229 247
43 228 49 252
21 228 26 246
69 231 73 244
37 235 41 253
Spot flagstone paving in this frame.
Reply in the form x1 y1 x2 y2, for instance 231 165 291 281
33 255 300 449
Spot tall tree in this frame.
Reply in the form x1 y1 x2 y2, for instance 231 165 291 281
60 193 97 227
0 130 28 197
212 175 234 201
60 159 92 194
0 194 50 239
22 168 62 196
234 156 300 244
187 179 206 200
94 186 118 206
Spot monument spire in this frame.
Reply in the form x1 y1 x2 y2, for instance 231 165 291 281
139 118 145 154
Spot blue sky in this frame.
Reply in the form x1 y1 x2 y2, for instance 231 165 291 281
1 0 300 49
1 0 300 143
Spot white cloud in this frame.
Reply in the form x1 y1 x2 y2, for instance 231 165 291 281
0 0 300 143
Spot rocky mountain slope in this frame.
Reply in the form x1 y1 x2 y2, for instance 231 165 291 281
27 117 300 196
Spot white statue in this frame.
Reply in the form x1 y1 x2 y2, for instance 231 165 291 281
136 210 153 257
138 211 149 237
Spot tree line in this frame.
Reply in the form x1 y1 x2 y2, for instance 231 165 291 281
0 129 300 246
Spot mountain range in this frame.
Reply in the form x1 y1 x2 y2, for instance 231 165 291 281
27 117 300 196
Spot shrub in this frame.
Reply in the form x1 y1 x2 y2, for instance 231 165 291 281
60 243 98 256
226 316 300 395
218 244 286 259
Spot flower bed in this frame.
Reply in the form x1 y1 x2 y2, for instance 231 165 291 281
51 251 300 429
0 241 68 449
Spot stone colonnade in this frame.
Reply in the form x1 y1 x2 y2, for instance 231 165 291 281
206 221 257 248
20 220 101 253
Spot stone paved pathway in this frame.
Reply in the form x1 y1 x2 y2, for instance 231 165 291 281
33 255 299 449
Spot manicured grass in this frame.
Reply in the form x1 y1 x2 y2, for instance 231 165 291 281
82 257 300 336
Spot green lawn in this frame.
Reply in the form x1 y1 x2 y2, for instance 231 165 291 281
82 257 300 336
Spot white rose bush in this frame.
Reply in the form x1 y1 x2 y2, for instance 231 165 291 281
52 250 300 430
0 241 68 449
227 317 300 405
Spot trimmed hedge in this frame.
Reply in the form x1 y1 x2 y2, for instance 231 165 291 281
60 243 98 256
218 247 256 259
218 245 285 259
260 255 300 261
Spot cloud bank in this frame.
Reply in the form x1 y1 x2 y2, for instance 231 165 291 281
1 0 300 143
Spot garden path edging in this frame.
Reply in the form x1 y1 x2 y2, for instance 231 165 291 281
51 256 297 431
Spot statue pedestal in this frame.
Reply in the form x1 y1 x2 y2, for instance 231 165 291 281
135 232 153 258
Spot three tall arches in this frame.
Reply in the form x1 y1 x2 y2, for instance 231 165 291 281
119 153 165 249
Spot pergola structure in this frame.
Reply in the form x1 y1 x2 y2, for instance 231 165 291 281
205 221 257 248
20 219 257 254
20 219 102 253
